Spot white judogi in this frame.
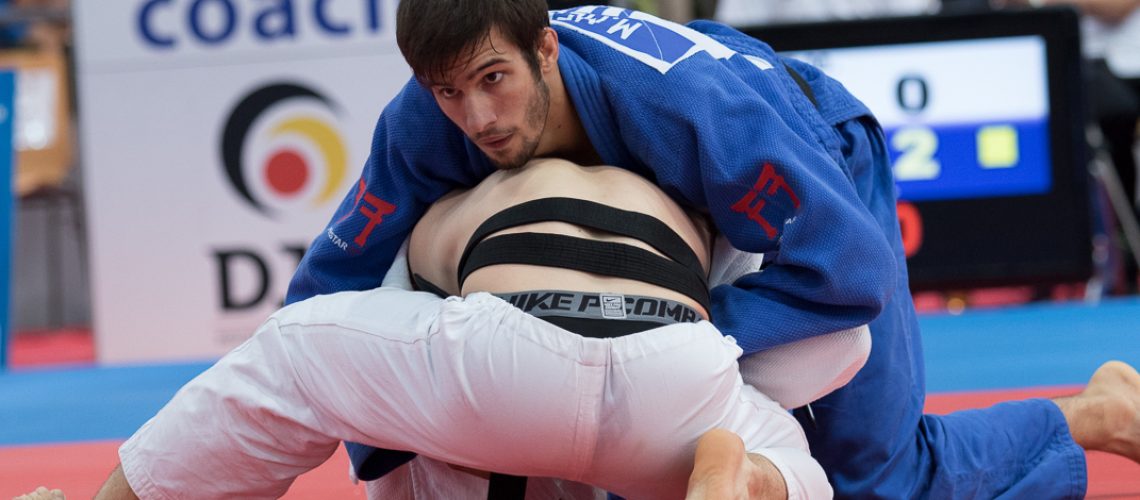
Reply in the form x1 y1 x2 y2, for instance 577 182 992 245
355 239 871 499
120 238 868 499
120 289 831 500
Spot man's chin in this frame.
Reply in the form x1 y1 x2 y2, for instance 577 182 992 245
488 151 530 170
493 161 528 171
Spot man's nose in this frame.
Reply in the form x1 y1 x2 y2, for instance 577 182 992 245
464 93 496 133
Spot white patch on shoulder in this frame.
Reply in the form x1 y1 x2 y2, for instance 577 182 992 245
551 6 737 74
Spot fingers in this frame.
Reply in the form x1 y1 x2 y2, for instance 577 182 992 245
12 487 65 500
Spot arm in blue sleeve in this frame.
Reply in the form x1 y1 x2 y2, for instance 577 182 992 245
712 63 895 354
610 33 896 354
286 81 480 304
703 121 897 354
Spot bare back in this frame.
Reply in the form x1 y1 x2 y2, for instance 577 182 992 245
408 158 712 317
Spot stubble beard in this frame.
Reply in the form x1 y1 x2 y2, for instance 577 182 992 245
489 77 550 171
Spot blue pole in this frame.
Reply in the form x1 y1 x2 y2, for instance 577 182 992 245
0 70 15 370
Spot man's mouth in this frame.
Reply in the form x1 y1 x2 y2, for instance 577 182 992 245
479 133 512 151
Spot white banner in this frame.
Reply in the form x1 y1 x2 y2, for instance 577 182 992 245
75 0 411 363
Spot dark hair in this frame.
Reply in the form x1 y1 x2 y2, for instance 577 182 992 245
397 0 550 85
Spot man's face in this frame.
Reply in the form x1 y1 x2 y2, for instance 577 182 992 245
428 29 551 170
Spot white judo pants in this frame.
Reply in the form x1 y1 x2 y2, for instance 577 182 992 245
119 288 830 500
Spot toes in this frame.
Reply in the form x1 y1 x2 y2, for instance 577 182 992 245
11 487 63 500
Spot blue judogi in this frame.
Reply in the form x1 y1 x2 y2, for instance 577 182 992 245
286 7 1085 498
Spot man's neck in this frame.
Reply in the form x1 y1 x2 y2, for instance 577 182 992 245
537 68 601 166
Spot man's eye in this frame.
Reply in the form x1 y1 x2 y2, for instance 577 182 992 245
484 72 503 84
437 87 458 99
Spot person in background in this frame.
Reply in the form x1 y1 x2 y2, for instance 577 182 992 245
999 0 1140 292
714 0 938 25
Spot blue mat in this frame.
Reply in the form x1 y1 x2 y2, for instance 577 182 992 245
0 362 210 446
922 297 1140 392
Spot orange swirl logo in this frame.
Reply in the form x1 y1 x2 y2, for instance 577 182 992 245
220 82 347 216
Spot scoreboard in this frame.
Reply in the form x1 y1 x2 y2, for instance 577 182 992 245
787 36 1053 202
746 8 1092 291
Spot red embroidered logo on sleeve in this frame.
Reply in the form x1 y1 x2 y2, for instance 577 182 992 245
354 191 396 247
731 162 801 239
336 178 397 248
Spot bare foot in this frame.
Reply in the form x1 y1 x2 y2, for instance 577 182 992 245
12 487 65 500
685 428 786 500
1055 361 1140 462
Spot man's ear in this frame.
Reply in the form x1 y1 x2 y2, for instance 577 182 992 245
537 27 559 74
